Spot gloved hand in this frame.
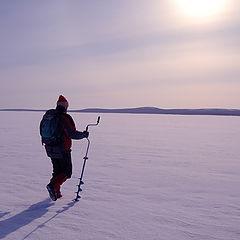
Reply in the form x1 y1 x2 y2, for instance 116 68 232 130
82 130 89 138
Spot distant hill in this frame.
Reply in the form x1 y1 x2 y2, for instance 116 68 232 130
71 107 240 116
1 107 240 116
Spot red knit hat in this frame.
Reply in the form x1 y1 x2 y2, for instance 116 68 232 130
57 95 69 109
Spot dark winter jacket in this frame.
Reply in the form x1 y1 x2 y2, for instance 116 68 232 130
57 105 86 151
44 106 86 158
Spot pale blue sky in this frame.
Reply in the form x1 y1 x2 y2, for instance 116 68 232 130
0 0 239 109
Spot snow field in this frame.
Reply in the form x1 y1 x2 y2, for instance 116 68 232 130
0 112 240 240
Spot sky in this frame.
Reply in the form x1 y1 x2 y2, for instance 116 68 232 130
0 0 240 109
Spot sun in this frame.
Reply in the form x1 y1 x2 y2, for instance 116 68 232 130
174 0 228 20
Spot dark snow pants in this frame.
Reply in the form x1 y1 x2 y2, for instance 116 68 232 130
51 151 72 179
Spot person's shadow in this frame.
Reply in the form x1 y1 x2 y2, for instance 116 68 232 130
0 198 54 239
22 200 77 240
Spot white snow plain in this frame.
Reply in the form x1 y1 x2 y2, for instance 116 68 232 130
0 112 240 240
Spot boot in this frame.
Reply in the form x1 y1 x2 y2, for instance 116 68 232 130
50 173 67 199
56 190 63 199
46 183 57 201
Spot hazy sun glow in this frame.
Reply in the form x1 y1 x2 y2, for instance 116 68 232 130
174 0 228 20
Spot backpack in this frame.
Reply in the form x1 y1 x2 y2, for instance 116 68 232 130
40 109 62 145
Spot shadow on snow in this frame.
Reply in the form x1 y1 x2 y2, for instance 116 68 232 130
22 200 77 240
0 198 77 239
0 212 10 219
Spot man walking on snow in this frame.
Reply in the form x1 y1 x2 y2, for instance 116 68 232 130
40 95 89 201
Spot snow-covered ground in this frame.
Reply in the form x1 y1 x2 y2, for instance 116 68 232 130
0 112 240 240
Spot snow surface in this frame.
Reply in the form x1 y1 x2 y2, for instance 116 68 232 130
0 112 240 240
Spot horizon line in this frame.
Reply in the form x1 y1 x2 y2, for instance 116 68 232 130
0 106 240 117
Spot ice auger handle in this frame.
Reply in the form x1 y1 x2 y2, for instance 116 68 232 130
85 116 101 131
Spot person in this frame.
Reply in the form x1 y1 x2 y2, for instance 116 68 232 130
43 95 89 201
